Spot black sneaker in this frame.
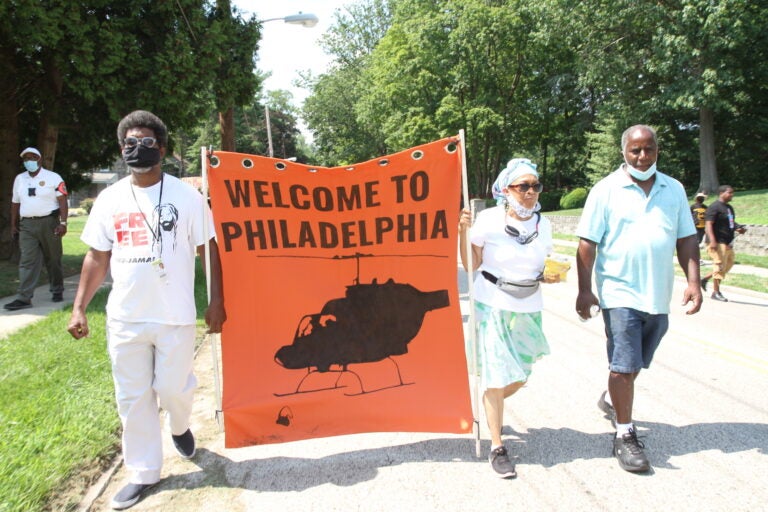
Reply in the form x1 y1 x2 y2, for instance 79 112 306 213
597 390 616 426
172 428 196 459
4 299 32 311
700 277 708 291
613 428 650 473
711 291 728 302
111 482 155 510
488 446 516 478
52 292 63 302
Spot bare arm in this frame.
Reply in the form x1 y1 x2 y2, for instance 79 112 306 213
67 248 111 339
10 202 19 237
676 234 703 315
197 239 227 333
55 195 68 237
458 208 483 272
575 238 600 320
704 219 717 249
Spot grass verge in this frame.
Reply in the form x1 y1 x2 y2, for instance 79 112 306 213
0 289 119 512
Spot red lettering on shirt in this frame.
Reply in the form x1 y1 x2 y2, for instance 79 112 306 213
113 212 150 247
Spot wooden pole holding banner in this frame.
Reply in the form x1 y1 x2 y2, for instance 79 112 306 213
459 130 482 458
201 146 224 432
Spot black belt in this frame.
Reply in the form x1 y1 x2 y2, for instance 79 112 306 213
23 210 59 220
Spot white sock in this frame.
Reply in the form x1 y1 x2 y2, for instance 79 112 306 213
615 422 634 438
490 444 503 452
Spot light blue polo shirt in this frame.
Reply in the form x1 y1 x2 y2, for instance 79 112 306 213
576 167 696 314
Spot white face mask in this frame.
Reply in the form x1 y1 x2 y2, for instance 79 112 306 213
504 195 541 218
624 161 657 181
24 160 39 173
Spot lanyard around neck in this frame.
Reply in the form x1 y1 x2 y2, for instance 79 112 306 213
129 173 164 242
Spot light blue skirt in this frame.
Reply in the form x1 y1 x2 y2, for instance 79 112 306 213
468 302 550 390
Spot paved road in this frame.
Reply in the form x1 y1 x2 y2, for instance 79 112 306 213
75 258 768 512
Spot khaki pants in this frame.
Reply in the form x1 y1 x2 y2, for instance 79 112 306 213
706 243 735 281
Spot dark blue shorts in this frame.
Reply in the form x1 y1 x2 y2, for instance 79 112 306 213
602 307 669 373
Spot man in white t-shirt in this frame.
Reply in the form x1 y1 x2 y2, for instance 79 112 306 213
67 111 226 510
4 147 68 310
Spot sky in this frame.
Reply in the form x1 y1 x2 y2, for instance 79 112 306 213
232 0 353 107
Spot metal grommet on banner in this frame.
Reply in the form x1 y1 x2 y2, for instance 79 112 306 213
209 155 220 167
411 150 424 160
378 158 389 166
308 168 318 173
445 141 458 153
345 166 355 172
275 162 287 171
242 159 253 169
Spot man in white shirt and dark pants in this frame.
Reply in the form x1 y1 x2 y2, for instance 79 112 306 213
5 147 68 311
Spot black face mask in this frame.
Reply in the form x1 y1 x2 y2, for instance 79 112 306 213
122 144 161 169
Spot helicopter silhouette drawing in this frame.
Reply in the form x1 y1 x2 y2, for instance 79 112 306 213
273 252 450 397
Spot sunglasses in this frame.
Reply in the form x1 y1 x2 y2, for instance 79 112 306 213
504 212 541 244
123 136 157 148
508 182 543 193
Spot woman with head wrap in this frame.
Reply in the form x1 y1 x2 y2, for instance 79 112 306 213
459 158 559 478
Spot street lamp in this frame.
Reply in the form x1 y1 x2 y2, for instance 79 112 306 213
260 12 319 27
259 12 318 158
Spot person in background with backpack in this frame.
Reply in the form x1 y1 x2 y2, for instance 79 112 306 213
690 192 708 246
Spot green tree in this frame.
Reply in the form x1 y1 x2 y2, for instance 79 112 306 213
0 1 261 258
301 0 393 166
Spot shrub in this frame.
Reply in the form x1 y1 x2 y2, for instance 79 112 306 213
559 187 588 209
80 197 95 214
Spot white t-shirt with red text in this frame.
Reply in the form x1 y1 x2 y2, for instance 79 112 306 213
82 174 213 325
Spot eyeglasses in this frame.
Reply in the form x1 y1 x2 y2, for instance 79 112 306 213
123 136 157 148
508 182 543 193
504 212 541 244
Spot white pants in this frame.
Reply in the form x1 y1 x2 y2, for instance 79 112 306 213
107 319 197 484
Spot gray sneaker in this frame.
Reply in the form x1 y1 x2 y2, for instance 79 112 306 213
111 482 155 509
488 446 517 478
613 428 650 473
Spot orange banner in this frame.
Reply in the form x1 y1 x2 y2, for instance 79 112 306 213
208 138 472 447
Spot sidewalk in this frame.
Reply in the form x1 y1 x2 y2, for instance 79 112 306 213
0 274 82 339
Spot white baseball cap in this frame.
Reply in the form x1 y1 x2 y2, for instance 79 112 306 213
20 147 41 158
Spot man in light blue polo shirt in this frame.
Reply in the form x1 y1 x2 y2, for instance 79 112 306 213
575 124 702 473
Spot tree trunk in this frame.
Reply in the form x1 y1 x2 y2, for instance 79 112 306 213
0 46 20 260
219 107 235 151
698 106 718 195
39 53 64 171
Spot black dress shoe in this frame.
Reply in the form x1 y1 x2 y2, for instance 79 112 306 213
700 277 708 291
52 293 63 302
4 299 32 311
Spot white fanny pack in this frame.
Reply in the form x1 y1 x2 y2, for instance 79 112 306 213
482 270 542 299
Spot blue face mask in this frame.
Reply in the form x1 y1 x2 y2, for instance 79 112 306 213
24 160 39 173
624 161 657 181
